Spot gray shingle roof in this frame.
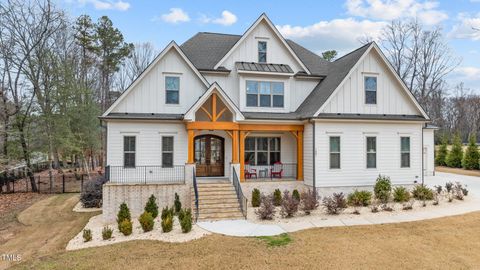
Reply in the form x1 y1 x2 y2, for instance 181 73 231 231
314 113 426 121
100 113 184 120
295 43 372 118
236 62 294 73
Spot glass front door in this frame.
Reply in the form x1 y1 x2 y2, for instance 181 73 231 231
194 135 224 177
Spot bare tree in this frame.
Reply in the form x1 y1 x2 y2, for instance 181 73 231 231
114 42 156 91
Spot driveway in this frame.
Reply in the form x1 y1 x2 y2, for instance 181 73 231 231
425 171 480 197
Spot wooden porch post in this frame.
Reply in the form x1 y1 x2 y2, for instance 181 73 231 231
239 131 245 181
296 131 303 181
187 129 195 164
232 130 239 163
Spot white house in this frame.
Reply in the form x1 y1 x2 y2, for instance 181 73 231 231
100 14 436 221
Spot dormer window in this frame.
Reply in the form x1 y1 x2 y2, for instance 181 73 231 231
258 41 267 63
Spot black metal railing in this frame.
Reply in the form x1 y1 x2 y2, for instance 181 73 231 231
192 167 199 222
244 163 297 180
107 165 185 184
233 167 248 219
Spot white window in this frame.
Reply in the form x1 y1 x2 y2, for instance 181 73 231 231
244 137 280 165
162 136 174 168
366 136 376 169
401 137 410 168
329 136 340 169
246 80 284 108
123 136 136 168
365 76 377 104
165 76 179 104
258 41 267 63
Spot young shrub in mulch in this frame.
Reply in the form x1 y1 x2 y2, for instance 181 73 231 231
292 189 300 202
393 186 411 203
117 202 131 231
446 133 463 168
445 182 454 202
174 193 182 214
179 208 192 233
322 193 347 215
102 226 113 240
80 177 107 208
161 214 173 233
255 194 276 220
381 203 394 212
161 206 174 220
144 194 159 218
435 135 448 166
83 229 92 242
453 182 468 200
139 211 155 232
412 185 434 201
402 199 414 210
347 190 372 207
370 199 380 213
300 188 319 215
273 189 282 206
251 188 261 207
374 175 392 203
462 133 479 170
119 219 133 236
280 190 299 218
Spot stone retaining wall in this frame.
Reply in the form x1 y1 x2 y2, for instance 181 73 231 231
102 183 191 223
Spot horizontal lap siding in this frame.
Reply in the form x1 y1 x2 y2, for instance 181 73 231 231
314 121 423 187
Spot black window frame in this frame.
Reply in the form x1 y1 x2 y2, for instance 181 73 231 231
244 137 281 165
162 136 174 168
258 41 267 63
165 76 180 105
123 136 136 168
365 76 377 105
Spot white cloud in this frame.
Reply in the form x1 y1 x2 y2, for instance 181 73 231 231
450 66 480 92
454 66 480 80
78 0 130 11
277 18 387 54
449 12 480 40
345 0 448 25
159 8 190 24
200 10 238 26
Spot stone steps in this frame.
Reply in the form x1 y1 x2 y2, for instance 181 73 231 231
192 181 244 221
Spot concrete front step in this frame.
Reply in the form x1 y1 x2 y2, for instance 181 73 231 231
194 187 235 192
198 211 244 221
199 207 241 214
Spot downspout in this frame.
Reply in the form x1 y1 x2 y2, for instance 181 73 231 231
421 123 424 186
312 120 316 190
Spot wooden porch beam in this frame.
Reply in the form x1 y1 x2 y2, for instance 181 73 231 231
186 121 239 130
239 130 245 181
200 106 213 121
239 124 304 132
232 130 239 163
212 93 217 121
216 107 227 121
187 130 194 164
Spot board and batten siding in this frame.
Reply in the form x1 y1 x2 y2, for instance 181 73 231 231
111 48 207 114
422 128 435 176
303 123 314 186
320 49 419 115
314 121 423 187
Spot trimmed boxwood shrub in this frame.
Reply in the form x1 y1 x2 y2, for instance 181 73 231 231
412 185 434 201
161 206 174 220
139 211 155 232
252 188 261 207
273 189 282 206
161 214 173 233
292 189 300 202
119 219 133 236
83 229 92 242
117 202 131 230
347 190 372 207
393 186 411 202
180 209 192 233
144 194 159 218
374 175 392 203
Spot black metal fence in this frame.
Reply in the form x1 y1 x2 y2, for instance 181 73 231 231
244 163 297 180
0 173 96 194
106 165 185 184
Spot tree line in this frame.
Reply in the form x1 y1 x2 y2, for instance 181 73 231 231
0 0 155 191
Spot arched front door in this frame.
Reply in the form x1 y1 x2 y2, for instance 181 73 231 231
194 135 224 177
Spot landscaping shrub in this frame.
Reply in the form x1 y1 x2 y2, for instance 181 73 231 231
446 133 463 168
393 186 411 202
251 188 261 207
117 202 131 230
435 136 448 166
292 189 300 202
300 189 319 215
374 175 392 203
255 194 276 220
412 185 434 201
402 200 414 210
180 209 192 233
144 194 159 218
347 190 372 207
370 199 380 213
454 182 467 200
322 193 347 215
462 133 479 170
161 206 174 220
83 229 92 242
434 185 443 194
139 211 155 232
280 190 299 218
80 177 107 208
161 214 173 233
102 226 113 240
381 203 394 212
445 182 454 193
119 219 133 236
174 193 182 214
273 189 282 206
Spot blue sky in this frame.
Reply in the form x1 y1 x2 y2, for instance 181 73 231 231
61 0 480 93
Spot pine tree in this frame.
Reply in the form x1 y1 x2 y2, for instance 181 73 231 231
435 135 448 166
462 133 479 170
446 133 463 168
145 194 159 218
